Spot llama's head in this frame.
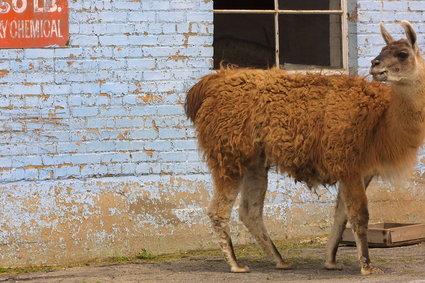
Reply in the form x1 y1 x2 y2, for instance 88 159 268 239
370 21 424 83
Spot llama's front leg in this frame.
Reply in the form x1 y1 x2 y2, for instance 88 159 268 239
325 176 373 270
208 175 249 273
340 176 382 275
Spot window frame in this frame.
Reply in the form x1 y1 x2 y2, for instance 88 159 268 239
213 0 348 74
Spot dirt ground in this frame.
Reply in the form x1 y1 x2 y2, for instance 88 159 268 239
1 241 425 283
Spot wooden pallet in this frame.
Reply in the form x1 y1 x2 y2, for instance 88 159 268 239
341 223 425 247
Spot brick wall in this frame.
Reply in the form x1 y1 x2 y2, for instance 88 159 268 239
1 0 425 268
0 0 213 183
0 0 219 267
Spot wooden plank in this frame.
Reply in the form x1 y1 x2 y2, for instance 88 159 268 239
342 227 389 244
368 228 390 244
341 223 425 247
390 223 425 243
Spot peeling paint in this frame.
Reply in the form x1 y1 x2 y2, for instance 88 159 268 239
0 171 423 268
0 69 9 77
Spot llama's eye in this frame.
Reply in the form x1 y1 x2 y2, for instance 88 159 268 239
397 51 409 59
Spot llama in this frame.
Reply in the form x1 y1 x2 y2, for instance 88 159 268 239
185 21 425 275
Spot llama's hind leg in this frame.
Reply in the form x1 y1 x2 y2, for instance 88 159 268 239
208 172 248 273
324 189 346 270
325 176 374 270
239 164 292 269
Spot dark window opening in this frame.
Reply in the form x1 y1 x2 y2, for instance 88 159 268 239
213 0 344 70
214 0 274 10
213 14 275 69
280 14 342 68
278 0 334 10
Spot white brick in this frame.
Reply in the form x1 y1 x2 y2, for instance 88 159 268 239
159 152 187 162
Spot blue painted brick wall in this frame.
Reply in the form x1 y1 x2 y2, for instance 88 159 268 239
356 0 425 76
0 0 213 184
2 0 423 184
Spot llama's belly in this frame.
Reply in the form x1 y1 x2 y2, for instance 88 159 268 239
265 150 335 188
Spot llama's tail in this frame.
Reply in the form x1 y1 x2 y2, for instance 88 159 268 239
185 72 219 124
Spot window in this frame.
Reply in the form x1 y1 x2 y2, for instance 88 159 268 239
213 0 347 72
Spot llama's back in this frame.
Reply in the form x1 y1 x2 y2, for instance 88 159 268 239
187 68 391 185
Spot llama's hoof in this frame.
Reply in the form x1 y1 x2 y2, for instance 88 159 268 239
230 264 250 273
324 261 344 270
276 261 293 269
361 265 383 275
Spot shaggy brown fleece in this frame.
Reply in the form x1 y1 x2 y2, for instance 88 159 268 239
186 68 392 187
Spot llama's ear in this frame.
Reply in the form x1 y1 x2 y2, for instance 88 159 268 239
380 22 395 45
399 20 418 51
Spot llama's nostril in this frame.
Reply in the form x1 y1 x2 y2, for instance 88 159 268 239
371 59 381 67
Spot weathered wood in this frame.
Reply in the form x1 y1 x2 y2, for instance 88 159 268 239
342 223 425 247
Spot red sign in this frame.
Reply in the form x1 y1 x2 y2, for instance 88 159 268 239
0 0 69 48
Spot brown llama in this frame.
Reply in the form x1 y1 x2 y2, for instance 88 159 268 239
185 21 425 275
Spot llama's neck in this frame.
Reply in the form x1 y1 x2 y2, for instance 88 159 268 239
389 68 425 141
374 71 425 177
386 89 425 145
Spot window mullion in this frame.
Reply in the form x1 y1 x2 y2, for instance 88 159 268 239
274 0 279 68
341 0 348 71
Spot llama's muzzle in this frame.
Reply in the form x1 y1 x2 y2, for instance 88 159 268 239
370 69 388 81
370 58 389 81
